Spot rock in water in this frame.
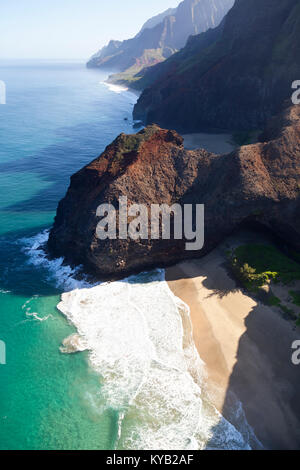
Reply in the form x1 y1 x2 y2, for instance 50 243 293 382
60 334 88 354
48 105 300 280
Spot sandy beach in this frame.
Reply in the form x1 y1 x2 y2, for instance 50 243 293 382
182 133 236 154
166 238 300 450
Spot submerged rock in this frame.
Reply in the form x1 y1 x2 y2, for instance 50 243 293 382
48 105 300 280
60 334 88 354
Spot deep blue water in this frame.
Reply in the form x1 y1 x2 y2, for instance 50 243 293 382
0 61 253 451
0 61 138 450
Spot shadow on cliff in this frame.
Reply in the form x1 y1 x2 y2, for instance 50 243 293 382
166 225 300 449
200 277 300 450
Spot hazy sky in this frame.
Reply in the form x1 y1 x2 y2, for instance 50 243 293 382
0 0 182 60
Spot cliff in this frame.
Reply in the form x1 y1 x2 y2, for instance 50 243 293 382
133 0 300 132
48 104 300 280
87 0 234 86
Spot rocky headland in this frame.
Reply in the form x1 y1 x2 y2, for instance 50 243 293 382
133 0 300 132
87 0 234 88
48 104 300 280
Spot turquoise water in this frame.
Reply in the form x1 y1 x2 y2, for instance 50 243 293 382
0 61 138 450
0 61 254 451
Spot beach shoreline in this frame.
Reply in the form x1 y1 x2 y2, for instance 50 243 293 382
182 132 236 154
166 241 300 450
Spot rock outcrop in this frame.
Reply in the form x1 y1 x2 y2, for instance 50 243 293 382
87 0 234 86
133 0 300 132
48 105 300 280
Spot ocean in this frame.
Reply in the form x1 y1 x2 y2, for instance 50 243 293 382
0 61 252 450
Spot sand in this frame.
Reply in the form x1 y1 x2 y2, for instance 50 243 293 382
166 242 300 450
182 133 236 154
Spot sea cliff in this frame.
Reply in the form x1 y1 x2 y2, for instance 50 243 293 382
48 105 300 280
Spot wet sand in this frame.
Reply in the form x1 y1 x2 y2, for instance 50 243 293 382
166 244 300 450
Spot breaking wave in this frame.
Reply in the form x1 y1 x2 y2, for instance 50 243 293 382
100 81 129 94
22 231 255 450
21 230 94 291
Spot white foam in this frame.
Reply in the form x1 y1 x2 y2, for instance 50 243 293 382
26 311 53 322
60 333 88 354
57 269 251 450
22 231 254 449
21 230 94 291
100 81 129 94
21 295 53 322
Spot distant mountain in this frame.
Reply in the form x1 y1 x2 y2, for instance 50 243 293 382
133 0 300 132
138 7 177 35
87 0 235 84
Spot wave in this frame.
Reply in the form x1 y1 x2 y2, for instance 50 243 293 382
21 296 53 322
57 270 252 450
100 81 129 94
23 230 255 450
100 81 140 101
21 230 94 291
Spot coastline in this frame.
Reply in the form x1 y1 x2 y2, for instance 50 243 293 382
166 241 300 450
102 79 141 98
182 133 236 154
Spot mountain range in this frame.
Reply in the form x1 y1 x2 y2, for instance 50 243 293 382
133 0 300 132
50 0 300 301
87 0 234 86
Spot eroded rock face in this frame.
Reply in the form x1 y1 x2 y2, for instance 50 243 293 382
48 106 300 280
87 0 234 78
133 0 300 132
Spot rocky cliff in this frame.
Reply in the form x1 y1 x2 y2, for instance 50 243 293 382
48 104 300 280
134 0 300 132
87 0 234 85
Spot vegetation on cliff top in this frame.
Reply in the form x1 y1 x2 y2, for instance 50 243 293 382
229 244 300 324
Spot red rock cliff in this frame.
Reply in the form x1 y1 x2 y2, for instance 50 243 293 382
48 105 300 280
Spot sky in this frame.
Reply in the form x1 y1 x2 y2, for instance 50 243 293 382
0 0 182 60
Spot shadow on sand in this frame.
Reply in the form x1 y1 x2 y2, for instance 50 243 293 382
166 228 300 449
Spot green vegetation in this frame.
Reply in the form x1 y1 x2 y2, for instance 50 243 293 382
107 49 168 89
229 244 300 290
231 129 262 147
280 305 296 319
290 290 300 307
229 244 300 324
267 295 281 307
288 291 300 326
231 131 253 146
110 125 159 175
